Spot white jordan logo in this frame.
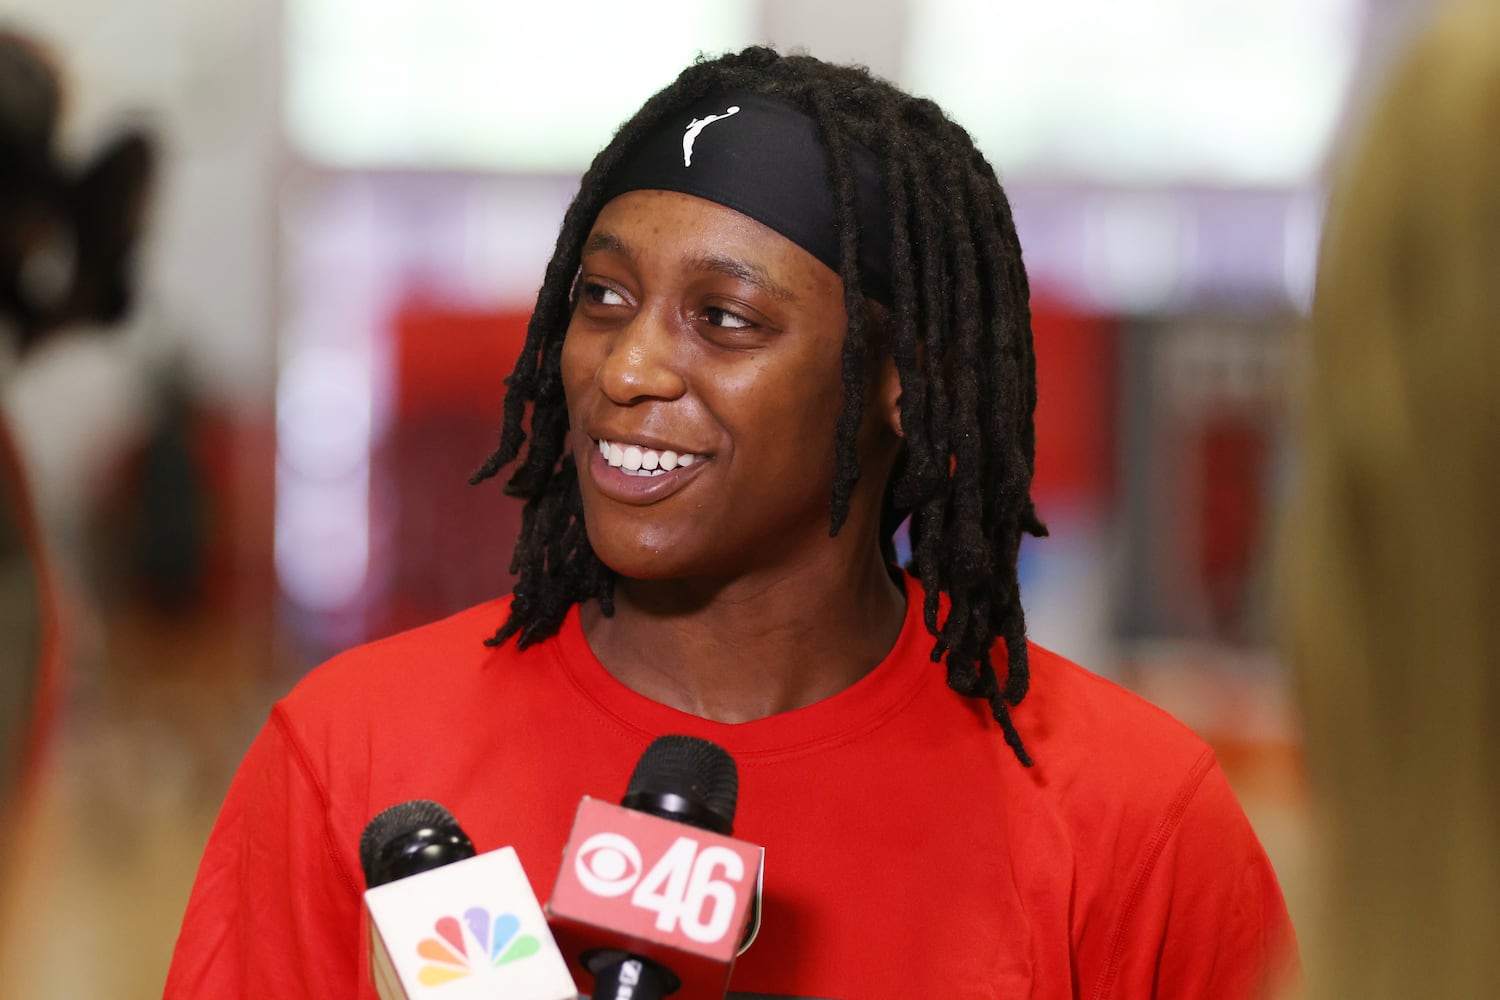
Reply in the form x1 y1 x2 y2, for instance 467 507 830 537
682 106 741 166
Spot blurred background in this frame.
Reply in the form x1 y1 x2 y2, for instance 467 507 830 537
0 0 1437 995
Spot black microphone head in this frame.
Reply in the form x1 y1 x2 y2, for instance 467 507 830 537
359 799 475 888
621 735 738 835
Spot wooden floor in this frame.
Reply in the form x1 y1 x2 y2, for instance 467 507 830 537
0 606 279 1000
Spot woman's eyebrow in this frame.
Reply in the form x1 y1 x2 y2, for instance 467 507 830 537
582 232 797 303
582 231 632 258
691 252 797 302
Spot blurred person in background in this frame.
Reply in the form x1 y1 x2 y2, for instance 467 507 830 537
0 22 154 884
1282 0 1500 997
170 46 1295 998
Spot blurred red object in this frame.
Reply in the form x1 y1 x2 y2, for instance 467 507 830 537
1194 410 1269 640
393 306 530 419
1030 297 1118 508
371 305 532 639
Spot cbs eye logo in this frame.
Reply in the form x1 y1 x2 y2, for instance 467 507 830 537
573 832 644 897
570 831 747 944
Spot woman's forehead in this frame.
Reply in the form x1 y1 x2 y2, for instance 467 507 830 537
585 189 844 299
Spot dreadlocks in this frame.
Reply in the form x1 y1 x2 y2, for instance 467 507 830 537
470 47 1047 765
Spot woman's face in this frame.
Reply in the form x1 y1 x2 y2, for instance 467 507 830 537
561 189 899 583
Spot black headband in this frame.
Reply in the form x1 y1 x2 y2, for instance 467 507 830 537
599 92 893 306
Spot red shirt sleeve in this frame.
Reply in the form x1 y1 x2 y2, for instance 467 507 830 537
164 706 366 999
1091 757 1299 1000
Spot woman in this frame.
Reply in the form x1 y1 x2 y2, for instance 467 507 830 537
1283 2 1500 997
168 48 1293 998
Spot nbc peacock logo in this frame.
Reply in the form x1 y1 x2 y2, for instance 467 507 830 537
415 907 542 986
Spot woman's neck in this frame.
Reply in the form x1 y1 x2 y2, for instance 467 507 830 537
578 547 906 723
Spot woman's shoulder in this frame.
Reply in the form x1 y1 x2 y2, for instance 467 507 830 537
274 594 536 731
1014 642 1222 822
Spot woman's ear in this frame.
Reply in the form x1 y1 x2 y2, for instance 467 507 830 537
863 301 904 438
875 356 904 438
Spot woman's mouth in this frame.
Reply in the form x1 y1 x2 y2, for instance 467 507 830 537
582 435 713 505
595 438 706 478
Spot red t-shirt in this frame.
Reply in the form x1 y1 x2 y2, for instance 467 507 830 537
166 574 1295 998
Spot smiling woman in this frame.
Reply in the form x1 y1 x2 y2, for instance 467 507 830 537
559 190 906 720
167 48 1296 1000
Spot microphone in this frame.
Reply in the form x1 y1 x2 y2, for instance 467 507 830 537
360 799 578 1000
548 736 765 1000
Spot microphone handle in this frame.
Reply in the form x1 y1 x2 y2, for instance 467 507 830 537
590 953 678 1000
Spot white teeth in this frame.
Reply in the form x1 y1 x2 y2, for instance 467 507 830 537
596 439 702 473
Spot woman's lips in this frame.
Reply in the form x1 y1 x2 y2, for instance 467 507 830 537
595 437 704 474
582 436 710 504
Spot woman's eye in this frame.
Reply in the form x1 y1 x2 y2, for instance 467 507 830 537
582 282 626 306
703 306 752 330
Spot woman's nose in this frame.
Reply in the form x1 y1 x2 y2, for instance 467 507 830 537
593 311 688 405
